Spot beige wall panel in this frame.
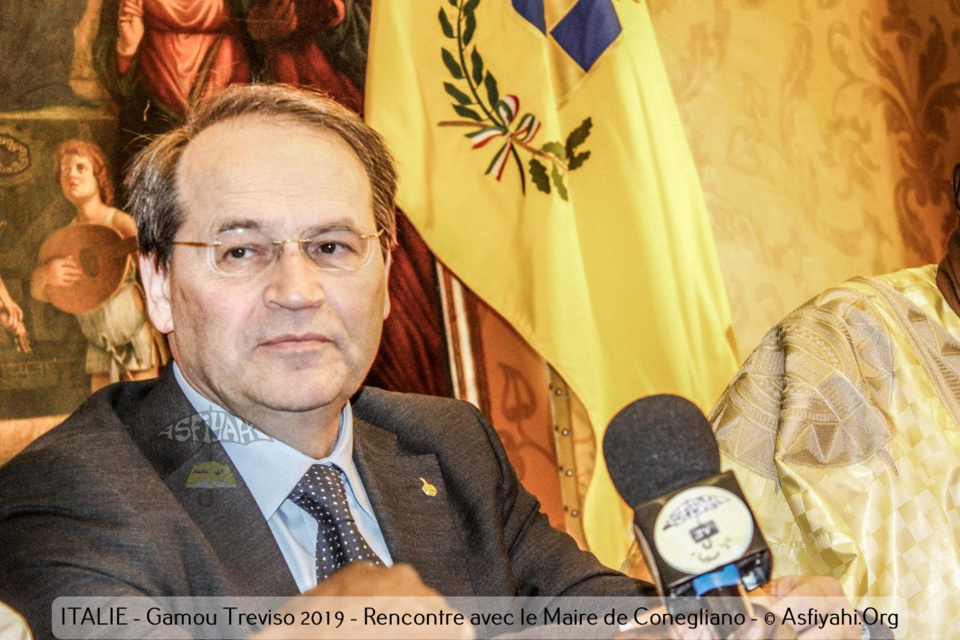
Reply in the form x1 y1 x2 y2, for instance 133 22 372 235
649 0 960 353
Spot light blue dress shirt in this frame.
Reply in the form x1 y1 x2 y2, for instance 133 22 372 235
173 363 393 592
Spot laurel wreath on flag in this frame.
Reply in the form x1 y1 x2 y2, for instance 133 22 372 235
437 0 592 200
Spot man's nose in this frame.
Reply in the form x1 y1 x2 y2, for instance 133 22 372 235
262 244 326 309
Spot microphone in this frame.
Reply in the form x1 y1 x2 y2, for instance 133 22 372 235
603 394 772 638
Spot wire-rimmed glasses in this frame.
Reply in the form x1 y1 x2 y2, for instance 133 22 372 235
172 227 385 277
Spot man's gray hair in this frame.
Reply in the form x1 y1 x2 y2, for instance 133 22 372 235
126 83 398 268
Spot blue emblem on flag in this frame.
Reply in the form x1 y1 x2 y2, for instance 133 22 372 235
512 0 621 71
551 0 622 71
511 0 546 33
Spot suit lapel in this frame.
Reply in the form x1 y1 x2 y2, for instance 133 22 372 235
353 418 476 596
130 371 474 596
130 368 298 597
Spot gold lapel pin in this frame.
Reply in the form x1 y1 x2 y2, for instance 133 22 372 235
419 477 437 497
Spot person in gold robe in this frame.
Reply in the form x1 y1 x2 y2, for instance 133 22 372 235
710 166 960 638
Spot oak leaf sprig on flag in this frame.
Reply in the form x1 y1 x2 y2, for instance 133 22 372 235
437 0 592 200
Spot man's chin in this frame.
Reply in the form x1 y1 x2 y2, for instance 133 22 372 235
252 380 353 414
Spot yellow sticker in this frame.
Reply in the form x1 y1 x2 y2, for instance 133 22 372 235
186 461 237 489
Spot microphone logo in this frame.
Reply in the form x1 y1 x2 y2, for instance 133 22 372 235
661 494 731 529
653 486 754 575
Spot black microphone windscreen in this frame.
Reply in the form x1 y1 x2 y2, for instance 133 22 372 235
603 394 721 507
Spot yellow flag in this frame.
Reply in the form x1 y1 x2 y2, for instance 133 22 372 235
367 0 739 567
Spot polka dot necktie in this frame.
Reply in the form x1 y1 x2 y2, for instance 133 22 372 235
289 464 384 581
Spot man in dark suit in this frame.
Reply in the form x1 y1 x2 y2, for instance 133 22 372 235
0 84 856 640
0 84 645 639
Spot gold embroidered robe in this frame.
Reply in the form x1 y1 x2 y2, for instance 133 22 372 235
712 265 960 638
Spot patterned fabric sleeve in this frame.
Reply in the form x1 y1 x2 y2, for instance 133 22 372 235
710 271 960 638
710 282 898 589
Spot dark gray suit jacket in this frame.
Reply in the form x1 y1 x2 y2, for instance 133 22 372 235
0 368 648 638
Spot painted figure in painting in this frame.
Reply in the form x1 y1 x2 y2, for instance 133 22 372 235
93 0 254 162
92 0 364 160
30 140 163 392
246 0 364 112
0 276 29 353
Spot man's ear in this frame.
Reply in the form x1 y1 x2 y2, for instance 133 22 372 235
139 254 174 334
382 252 392 320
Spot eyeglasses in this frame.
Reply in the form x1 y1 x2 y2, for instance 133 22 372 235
172 227 385 277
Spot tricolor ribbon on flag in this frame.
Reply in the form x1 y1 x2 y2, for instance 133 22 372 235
462 96 542 180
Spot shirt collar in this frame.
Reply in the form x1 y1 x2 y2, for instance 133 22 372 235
171 362 375 521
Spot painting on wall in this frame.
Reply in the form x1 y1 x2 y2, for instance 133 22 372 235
0 0 452 420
